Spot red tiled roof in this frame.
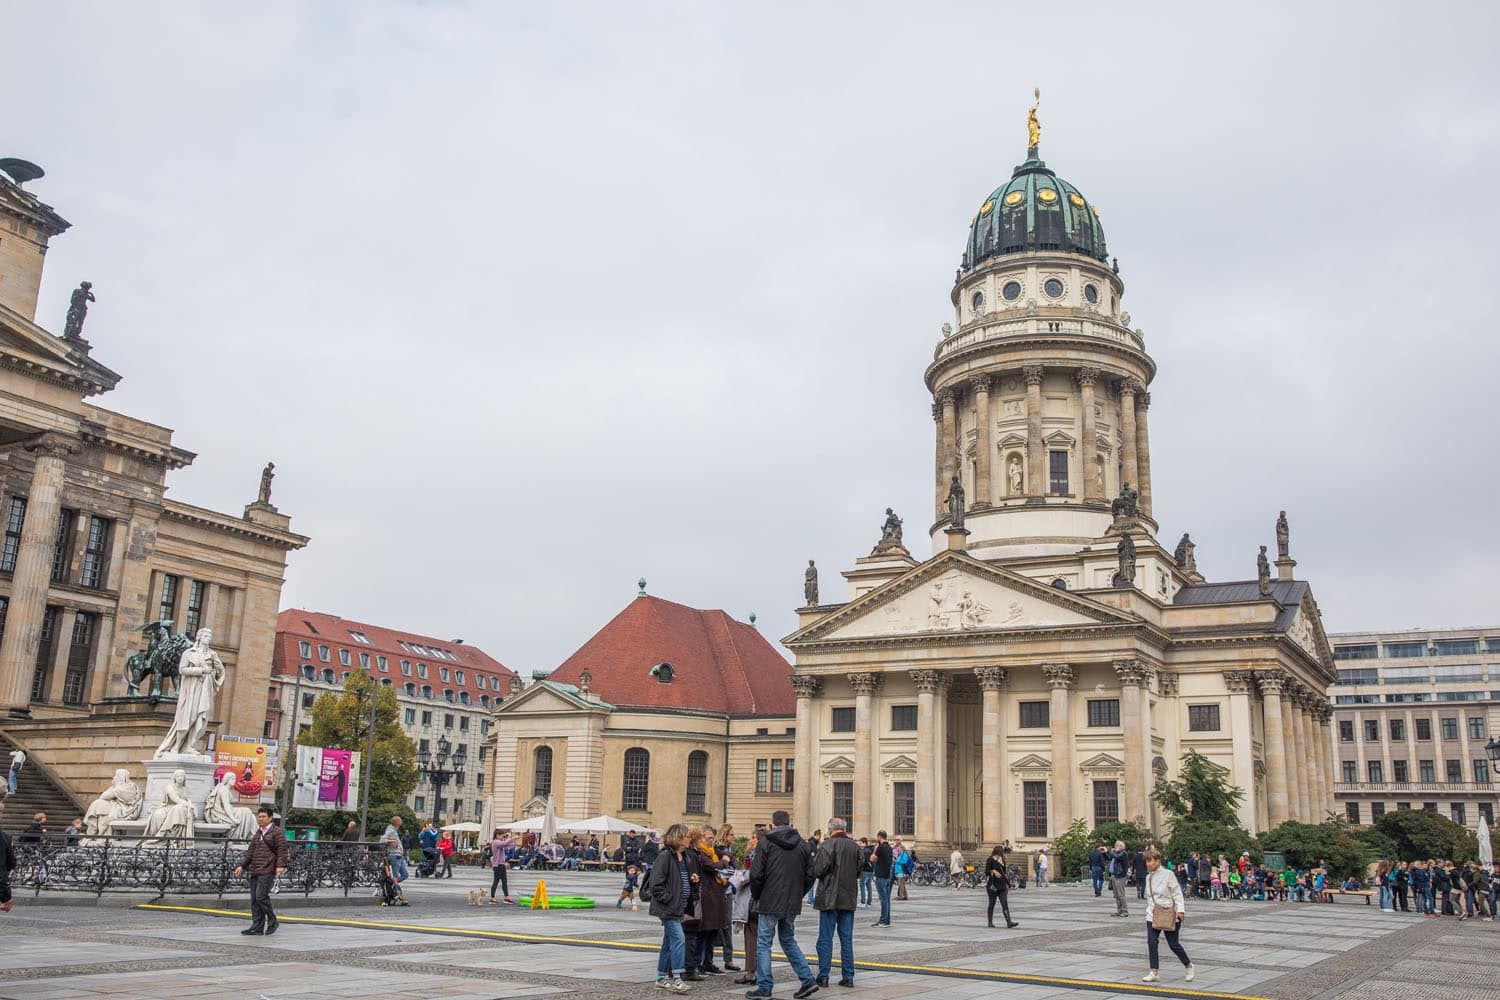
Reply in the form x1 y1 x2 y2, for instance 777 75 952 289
273 609 515 702
547 595 794 716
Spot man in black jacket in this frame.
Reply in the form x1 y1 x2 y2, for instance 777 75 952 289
1107 840 1129 917
747 810 818 999
0 828 15 911
870 831 893 926
811 817 860 988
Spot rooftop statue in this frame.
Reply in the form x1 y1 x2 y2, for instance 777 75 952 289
1027 87 1041 151
1112 533 1136 589
1110 484 1139 520
872 507 905 555
258 461 276 505
803 559 818 607
947 475 966 529
1257 545 1273 597
63 281 94 339
1173 533 1197 573
1275 510 1290 559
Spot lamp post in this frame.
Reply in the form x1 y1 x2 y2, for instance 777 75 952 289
416 734 466 827
1485 738 1500 823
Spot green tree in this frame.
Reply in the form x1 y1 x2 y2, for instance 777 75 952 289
1152 749 1245 825
1053 818 1091 879
1372 809 1492 862
297 669 418 820
1092 820 1153 853
1259 820 1364 878
1164 820 1259 862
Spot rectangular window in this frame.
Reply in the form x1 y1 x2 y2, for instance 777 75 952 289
1397 802 1411 811
1 497 27 573
50 508 76 584
1451 803 1467 826
756 759 768 794
1433 639 1480 656
1363 720 1379 742
1188 705 1222 732
158 574 180 623
1023 780 1048 838
1093 779 1119 826
1371 801 1386 819
890 704 917 731
1481 803 1495 825
401 660 412 676
1415 717 1432 741
1441 718 1459 740
338 648 351 666
1339 720 1354 742
348 630 369 644
421 710 432 725
184 580 205 637
1019 701 1049 728
1418 760 1435 782
1422 802 1437 814
771 758 784 793
30 606 60 702
1436 691 1485 702
830 706 855 733
785 758 794 794
1335 695 1380 704
1383 666 1429 685
62 611 96 705
1434 664 1485 682
1341 761 1357 783
358 652 370 668
299 640 311 658
832 781 853 822
1489 639 1500 653
893 781 915 837
1393 760 1409 782
1389 719 1405 741
302 692 314 709
1476 759 1490 784
1336 668 1379 685
459 716 469 731
1468 717 1486 740
79 516 110 588
1048 450 1069 494
404 708 415 725
439 667 449 682
1334 643 1379 660
1367 761 1384 783
377 656 388 672
1346 802 1361 824
443 713 454 729
1445 760 1462 783
1387 692 1433 703
413 795 425 813
1087 699 1120 727
1383 641 1427 658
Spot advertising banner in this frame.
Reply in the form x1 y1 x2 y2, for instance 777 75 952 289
291 745 362 810
210 735 277 801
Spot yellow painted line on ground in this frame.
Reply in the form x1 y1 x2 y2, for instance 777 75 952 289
137 903 1266 1000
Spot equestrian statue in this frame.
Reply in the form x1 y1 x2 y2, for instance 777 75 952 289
124 620 193 699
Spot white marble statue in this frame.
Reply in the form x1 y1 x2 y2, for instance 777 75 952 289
204 772 257 841
154 628 225 759
83 768 143 836
1007 456 1024 495
143 769 196 843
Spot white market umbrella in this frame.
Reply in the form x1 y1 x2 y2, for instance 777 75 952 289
441 821 483 833
540 795 558 845
1479 815 1493 867
559 814 659 836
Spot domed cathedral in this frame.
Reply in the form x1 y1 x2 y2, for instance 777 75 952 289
783 102 1336 852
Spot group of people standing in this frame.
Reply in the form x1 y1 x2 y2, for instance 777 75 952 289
1378 859 1498 918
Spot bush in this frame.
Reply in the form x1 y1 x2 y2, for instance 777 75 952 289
1259 820 1364 878
1053 818 1091 879
1372 809 1499 863
1092 820 1153 853
1164 819 1258 862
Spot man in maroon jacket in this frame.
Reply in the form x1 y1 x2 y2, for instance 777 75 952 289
234 806 289 935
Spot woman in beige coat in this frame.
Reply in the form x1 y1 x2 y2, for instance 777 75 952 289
1141 847 1194 983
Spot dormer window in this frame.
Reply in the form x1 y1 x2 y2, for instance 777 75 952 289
651 662 675 684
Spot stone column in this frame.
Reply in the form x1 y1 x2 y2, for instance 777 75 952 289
1115 660 1153 824
932 402 945 520
1077 368 1100 502
1023 365 1045 498
1320 707 1337 817
1136 390 1154 517
849 672 881 835
971 376 993 508
1041 663 1075 834
1225 670 1259 830
1313 705 1332 819
911 669 941 845
975 666 1008 844
1284 686 1307 822
791 676 821 831
43 608 79 705
1118 379 1140 494
939 389 958 497
1258 671 1291 827
934 673 950 844
0 433 78 717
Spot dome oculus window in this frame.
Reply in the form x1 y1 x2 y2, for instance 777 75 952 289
1037 188 1058 203
1083 284 1099 305
1043 278 1065 299
980 199 995 216
970 291 984 312
1004 190 1025 206
1002 280 1023 301
1069 193 1085 207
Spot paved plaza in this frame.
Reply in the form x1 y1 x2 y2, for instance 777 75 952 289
2 868 1497 1000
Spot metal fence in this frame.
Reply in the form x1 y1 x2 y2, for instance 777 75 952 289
10 836 387 899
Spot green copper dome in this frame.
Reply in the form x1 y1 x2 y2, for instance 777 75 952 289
963 150 1107 268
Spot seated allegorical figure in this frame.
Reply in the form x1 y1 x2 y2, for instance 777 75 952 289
143 769 196 843
83 768 144 837
203 772 257 841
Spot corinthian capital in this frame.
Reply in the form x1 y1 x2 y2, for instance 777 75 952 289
937 388 956 406
973 666 1008 691
790 675 823 700
1022 364 1044 386
1074 366 1100 388
1224 669 1256 694
1118 377 1144 396
1041 663 1075 689
1137 391 1151 409
970 374 992 394
848 672 882 697
24 432 81 458
1114 659 1151 687
909 668 942 693
1254 669 1285 697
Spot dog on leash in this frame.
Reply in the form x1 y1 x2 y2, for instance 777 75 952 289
467 889 486 906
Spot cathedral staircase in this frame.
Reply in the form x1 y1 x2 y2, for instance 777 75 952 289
0 730 86 834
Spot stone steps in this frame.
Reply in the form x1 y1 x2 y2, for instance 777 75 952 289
0 729 87 834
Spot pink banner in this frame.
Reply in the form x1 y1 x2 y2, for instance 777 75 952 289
317 749 353 808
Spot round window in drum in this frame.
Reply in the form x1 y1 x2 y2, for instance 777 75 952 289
1043 278 1064 299
1002 280 1023 301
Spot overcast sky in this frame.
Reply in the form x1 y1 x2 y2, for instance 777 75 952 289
7 4 1498 672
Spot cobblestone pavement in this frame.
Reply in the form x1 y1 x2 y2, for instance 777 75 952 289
1 868 1495 999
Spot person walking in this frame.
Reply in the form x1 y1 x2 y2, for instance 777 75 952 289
0 825 14 912
438 830 455 878
381 815 409 886
856 837 873 909
645 823 696 993
1141 847 1193 983
949 847 966 889
6 749 23 796
985 845 1018 928
233 806 289 936
892 838 910 901
1089 844 1107 897
812 817 860 989
1131 847 1148 900
488 828 515 904
870 831 893 928
746 809 818 1000
1108 840 1130 917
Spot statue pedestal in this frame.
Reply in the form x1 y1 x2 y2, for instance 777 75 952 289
143 754 218 820
944 526 971 552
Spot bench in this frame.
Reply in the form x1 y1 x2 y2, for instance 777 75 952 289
1332 889 1374 905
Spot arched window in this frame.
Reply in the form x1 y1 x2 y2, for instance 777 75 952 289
421 685 432 699
622 747 650 811
301 664 315 681
320 667 335 684
533 745 553 798
685 750 709 814
404 682 416 696
479 694 490 707
459 691 470 705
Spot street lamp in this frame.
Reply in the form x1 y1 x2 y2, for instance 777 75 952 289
416 734 466 827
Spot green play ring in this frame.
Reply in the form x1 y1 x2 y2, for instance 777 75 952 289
515 895 596 908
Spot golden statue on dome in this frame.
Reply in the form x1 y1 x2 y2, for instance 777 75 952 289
1027 87 1041 151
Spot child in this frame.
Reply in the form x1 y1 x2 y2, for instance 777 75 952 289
1228 870 1242 900
378 858 408 907
618 864 640 909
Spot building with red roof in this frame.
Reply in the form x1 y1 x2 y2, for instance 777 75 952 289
486 587 795 834
269 609 517 825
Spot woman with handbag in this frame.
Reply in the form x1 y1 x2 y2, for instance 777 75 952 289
1141 847 1193 983
985 845 1018 928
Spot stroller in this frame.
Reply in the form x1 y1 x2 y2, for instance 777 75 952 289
417 847 439 879
378 859 408 906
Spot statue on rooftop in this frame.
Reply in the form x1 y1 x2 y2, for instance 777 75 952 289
1110 484 1139 520
258 462 276 505
63 281 94 339
1275 510 1290 559
1257 545 1273 597
1112 533 1136 589
803 560 818 607
946 475 966 529
1173 533 1197 573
